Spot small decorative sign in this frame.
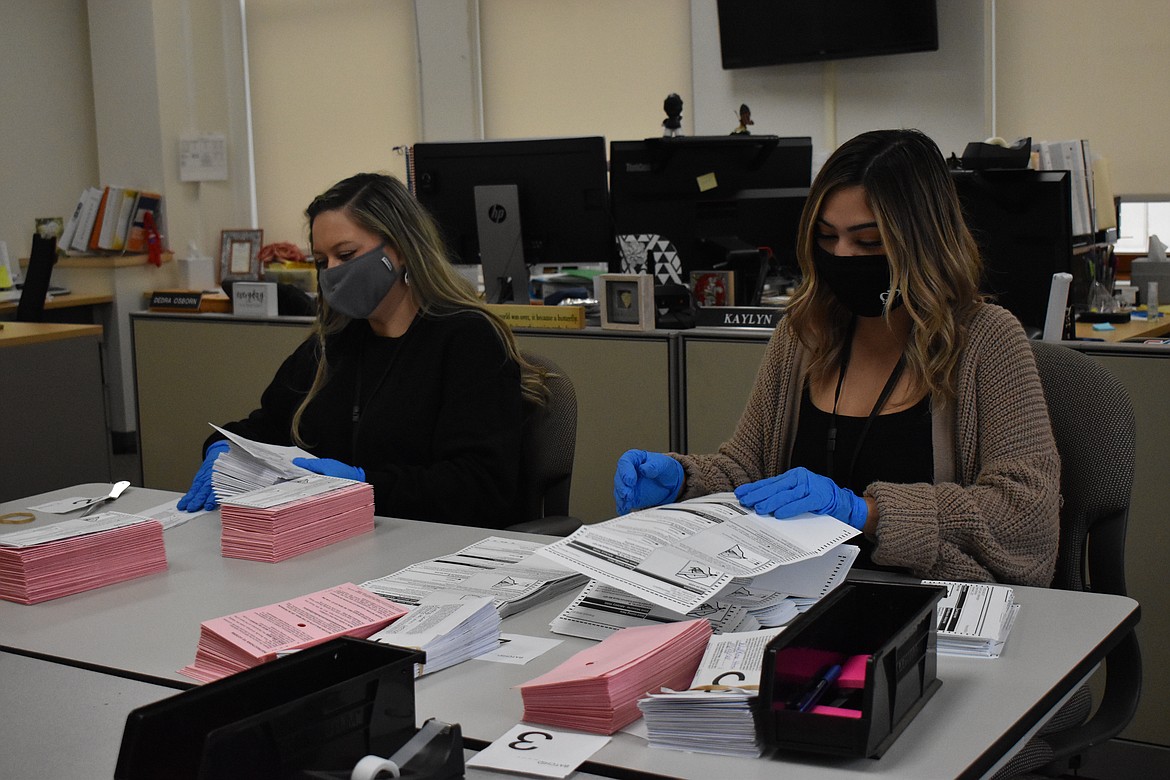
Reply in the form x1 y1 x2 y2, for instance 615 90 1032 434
149 290 203 312
231 281 278 317
487 304 585 330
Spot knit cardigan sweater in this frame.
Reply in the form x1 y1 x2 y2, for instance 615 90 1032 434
675 303 1060 587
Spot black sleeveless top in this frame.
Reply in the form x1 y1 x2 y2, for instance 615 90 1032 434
790 385 934 568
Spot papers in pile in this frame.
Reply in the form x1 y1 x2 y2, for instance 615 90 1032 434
367 593 501 677
178 583 408 682
519 618 713 735
361 536 586 617
924 580 1020 658
535 493 859 614
0 512 167 604
219 474 375 562
208 425 314 501
637 628 785 758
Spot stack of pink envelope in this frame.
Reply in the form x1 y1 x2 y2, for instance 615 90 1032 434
519 618 713 734
179 582 408 682
219 477 374 562
0 514 167 605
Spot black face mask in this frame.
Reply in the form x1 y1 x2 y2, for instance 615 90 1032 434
812 244 902 318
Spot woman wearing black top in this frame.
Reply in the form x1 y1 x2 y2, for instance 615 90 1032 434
178 173 547 527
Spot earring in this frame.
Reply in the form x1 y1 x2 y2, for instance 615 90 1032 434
403 268 411 286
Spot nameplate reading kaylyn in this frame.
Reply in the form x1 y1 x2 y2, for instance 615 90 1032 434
149 291 203 311
695 306 782 329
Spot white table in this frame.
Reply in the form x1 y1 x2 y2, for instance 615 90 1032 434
0 485 1139 779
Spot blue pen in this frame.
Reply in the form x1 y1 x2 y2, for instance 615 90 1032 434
793 663 842 713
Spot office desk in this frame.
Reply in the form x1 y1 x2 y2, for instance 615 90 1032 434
0 291 114 320
0 485 1139 780
1074 314 1170 342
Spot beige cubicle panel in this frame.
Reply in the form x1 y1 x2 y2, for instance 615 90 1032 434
680 329 769 454
132 313 313 491
516 330 674 523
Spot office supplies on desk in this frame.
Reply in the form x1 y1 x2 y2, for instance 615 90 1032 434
0 512 166 604
519 618 712 734
218 474 374 562
178 582 408 682
79 479 131 517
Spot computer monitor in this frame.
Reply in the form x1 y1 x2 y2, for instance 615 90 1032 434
411 136 611 304
1115 194 1170 255
951 168 1077 333
608 135 811 305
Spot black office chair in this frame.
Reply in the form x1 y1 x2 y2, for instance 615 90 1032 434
16 233 57 322
995 342 1142 778
505 352 582 536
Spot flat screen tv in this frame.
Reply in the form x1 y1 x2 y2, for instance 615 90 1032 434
609 135 811 304
717 0 939 69
411 136 611 303
951 168 1077 333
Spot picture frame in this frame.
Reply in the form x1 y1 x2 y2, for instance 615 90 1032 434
689 269 736 307
219 229 263 283
597 273 656 331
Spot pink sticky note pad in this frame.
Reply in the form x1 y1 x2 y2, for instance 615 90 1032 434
837 653 870 689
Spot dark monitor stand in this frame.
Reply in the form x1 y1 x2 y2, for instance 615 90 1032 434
474 184 530 304
17 234 57 322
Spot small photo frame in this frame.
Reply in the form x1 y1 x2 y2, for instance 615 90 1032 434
690 270 736 307
219 229 263 282
597 273 656 331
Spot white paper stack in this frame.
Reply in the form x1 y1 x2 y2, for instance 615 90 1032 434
178 582 408 682
519 618 713 735
635 627 785 757
367 593 501 677
207 424 313 501
0 512 167 605
219 475 374 562
924 580 1020 658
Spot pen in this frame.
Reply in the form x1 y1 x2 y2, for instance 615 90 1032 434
791 663 842 713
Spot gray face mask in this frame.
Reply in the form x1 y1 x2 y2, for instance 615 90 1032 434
317 243 399 319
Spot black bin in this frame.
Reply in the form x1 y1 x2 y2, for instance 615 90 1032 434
757 581 946 758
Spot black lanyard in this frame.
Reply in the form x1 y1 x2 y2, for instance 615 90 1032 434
826 321 907 487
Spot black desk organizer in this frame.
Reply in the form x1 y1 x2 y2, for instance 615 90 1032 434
115 637 462 780
757 581 946 758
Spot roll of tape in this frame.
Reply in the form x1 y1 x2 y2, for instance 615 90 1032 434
350 755 400 780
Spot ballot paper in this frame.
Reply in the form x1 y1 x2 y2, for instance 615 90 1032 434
536 493 858 613
0 512 167 604
361 536 586 617
924 580 1020 658
219 475 374 562
208 424 314 501
367 593 500 676
178 582 408 682
519 618 713 735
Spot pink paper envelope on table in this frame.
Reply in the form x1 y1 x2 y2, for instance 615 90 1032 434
521 619 712 689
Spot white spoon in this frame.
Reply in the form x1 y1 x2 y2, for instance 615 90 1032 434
80 480 132 517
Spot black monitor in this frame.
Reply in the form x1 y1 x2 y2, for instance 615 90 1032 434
717 0 939 69
609 135 811 305
411 136 611 304
16 233 57 322
951 168 1077 333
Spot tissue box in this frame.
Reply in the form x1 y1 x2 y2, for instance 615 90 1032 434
757 581 945 758
1129 259 1170 305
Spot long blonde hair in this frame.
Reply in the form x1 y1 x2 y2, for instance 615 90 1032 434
291 172 548 446
785 129 984 401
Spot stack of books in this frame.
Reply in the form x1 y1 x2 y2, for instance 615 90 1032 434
59 185 164 255
0 513 167 604
519 618 712 735
219 475 375 562
179 582 408 682
925 580 1020 658
367 593 501 677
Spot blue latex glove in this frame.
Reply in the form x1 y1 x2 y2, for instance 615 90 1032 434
177 440 231 512
292 457 366 482
734 467 868 530
613 449 684 515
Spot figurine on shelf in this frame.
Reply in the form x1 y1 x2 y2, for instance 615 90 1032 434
662 93 684 137
731 103 754 135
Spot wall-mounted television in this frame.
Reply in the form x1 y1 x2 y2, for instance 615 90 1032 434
716 0 939 69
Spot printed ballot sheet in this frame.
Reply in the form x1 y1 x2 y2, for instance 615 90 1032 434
924 580 1020 658
536 493 858 613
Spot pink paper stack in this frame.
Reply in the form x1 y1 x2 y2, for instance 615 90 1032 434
179 582 408 683
0 515 167 605
519 618 713 734
219 478 375 562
